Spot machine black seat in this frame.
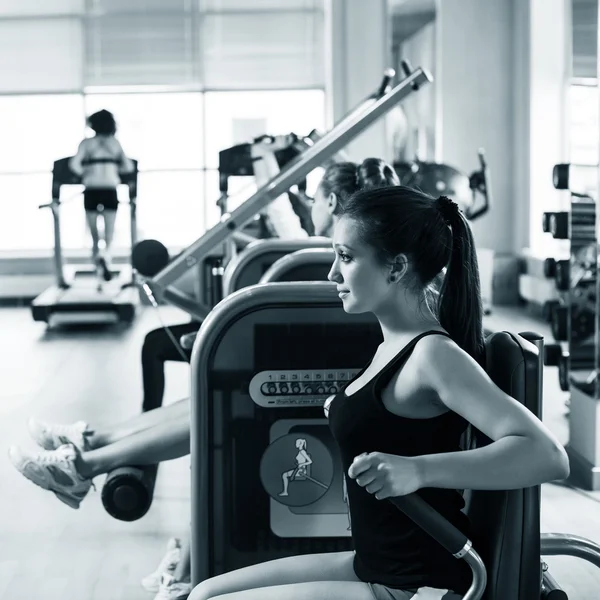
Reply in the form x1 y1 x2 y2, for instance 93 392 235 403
466 331 542 599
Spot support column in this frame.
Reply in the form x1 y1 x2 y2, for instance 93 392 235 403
567 0 600 491
325 0 392 162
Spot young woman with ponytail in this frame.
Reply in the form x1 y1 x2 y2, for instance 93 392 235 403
188 186 569 600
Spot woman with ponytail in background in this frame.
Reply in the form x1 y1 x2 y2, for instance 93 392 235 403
188 186 569 600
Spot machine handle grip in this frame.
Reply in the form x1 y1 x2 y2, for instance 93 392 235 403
400 60 420 90
389 494 470 556
376 68 396 97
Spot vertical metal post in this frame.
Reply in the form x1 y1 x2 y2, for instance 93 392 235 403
52 201 68 289
129 193 137 286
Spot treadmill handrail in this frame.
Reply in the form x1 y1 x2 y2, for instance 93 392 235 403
189 281 485 596
222 237 332 295
259 247 335 283
152 67 432 293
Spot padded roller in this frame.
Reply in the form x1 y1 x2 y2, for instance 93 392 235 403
132 240 170 277
101 464 159 522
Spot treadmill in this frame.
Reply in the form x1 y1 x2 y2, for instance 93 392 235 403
31 157 140 327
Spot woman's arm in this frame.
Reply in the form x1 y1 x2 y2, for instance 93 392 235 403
69 140 87 176
300 450 313 465
412 337 570 490
115 139 135 174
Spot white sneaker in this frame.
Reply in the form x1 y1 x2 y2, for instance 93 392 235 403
153 574 192 600
28 418 91 453
8 444 93 509
141 538 182 592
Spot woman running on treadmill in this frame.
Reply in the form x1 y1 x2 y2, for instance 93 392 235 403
69 109 134 281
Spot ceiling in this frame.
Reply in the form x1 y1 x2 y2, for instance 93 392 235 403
389 0 436 46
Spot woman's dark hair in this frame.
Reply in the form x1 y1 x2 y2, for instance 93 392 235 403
319 158 400 213
87 110 117 135
341 186 484 362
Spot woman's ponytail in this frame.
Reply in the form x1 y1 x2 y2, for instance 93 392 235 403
437 201 485 363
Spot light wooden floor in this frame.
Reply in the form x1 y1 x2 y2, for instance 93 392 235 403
0 304 599 599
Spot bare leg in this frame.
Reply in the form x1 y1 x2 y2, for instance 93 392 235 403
102 209 117 261
189 551 371 600
77 411 189 478
85 211 100 261
88 397 189 449
279 469 294 496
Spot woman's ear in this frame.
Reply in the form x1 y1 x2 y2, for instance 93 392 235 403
326 192 338 215
388 253 409 283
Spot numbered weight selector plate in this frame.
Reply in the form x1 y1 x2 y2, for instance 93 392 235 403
248 369 362 408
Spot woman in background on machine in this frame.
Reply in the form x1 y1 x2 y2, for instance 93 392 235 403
69 109 134 281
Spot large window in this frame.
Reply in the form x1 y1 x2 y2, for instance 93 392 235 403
0 95 84 173
0 1 326 253
84 93 204 171
0 88 325 251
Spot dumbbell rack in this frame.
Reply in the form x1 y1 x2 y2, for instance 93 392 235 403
543 163 600 489
543 177 596 393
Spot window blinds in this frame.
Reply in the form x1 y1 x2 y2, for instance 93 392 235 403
84 0 324 89
572 0 598 79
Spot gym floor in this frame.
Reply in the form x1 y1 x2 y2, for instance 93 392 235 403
1 304 599 599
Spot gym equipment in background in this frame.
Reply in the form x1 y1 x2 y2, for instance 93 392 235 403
542 163 597 395
394 148 492 222
30 158 140 328
543 162 600 491
130 133 321 314
148 65 431 321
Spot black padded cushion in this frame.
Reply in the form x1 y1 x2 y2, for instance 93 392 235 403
464 331 542 599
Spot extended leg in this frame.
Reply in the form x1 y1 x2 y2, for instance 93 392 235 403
12 407 191 508
90 397 190 448
189 551 371 600
85 211 100 261
28 397 190 452
77 411 190 478
102 209 117 261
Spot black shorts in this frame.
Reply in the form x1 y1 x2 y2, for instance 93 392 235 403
84 188 119 212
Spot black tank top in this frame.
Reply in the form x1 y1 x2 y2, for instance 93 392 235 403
327 330 472 594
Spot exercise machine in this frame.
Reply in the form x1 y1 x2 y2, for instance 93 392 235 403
189 281 600 597
31 157 140 327
99 66 432 521
147 65 432 320
394 148 492 222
